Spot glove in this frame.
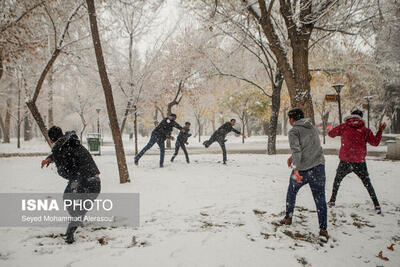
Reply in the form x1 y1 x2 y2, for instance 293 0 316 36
41 158 51 169
186 142 189 145
293 170 303 183
170 136 175 141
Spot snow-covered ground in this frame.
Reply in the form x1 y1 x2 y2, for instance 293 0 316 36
0 153 399 266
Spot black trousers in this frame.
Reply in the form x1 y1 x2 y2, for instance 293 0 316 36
204 134 227 162
329 161 380 207
172 141 189 162
63 177 101 233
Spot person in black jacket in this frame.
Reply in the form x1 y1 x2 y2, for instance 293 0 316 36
135 113 183 167
203 119 245 164
171 122 192 163
41 126 101 244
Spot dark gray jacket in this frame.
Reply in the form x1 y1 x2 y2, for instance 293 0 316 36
288 118 325 171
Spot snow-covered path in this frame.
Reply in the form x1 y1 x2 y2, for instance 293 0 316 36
0 154 399 266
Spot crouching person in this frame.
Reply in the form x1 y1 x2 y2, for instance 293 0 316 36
280 108 329 241
41 126 101 244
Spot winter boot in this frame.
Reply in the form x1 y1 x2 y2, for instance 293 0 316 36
65 226 77 244
134 157 139 166
375 206 382 214
171 156 175 162
159 163 164 168
186 159 190 164
327 201 335 208
279 217 292 225
319 229 329 242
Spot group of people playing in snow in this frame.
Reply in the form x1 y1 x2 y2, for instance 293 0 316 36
134 113 245 167
40 107 386 243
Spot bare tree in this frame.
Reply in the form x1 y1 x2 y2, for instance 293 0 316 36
86 0 130 183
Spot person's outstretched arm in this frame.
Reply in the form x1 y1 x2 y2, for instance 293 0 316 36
366 123 386 146
328 123 345 138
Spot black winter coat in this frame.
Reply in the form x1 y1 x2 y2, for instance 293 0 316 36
214 122 241 138
177 127 191 143
48 131 100 182
153 118 183 141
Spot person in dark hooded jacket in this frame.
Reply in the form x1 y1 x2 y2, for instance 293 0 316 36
135 113 183 167
327 110 386 214
171 122 192 163
41 126 101 244
202 119 245 164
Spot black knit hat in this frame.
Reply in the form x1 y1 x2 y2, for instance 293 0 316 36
351 109 363 118
170 113 177 118
185 122 191 125
288 108 304 121
48 126 63 142
230 118 236 122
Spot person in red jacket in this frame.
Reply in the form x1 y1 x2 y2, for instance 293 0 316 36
327 110 386 214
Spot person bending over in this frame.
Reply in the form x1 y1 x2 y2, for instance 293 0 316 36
41 126 101 244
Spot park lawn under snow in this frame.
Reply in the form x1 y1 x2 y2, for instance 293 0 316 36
0 153 399 267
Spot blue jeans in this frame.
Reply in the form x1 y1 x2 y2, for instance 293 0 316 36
135 132 165 165
285 164 327 230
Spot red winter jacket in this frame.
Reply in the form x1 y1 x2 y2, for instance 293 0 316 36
328 115 382 162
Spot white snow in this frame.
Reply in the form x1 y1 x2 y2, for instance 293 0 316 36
0 153 399 266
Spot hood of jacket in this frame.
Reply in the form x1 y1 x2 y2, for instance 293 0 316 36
345 115 365 128
52 131 80 152
293 118 313 129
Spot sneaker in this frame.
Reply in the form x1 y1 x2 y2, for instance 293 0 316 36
279 217 292 225
375 206 382 214
319 229 329 242
327 201 335 208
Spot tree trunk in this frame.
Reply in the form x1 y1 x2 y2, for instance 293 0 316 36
290 39 314 122
0 114 5 142
23 113 32 141
26 102 51 145
267 71 284 155
17 85 21 148
3 97 11 143
133 105 138 155
322 111 329 145
120 99 132 134
240 117 245 144
86 0 130 183
283 107 288 136
197 116 201 143
47 71 54 127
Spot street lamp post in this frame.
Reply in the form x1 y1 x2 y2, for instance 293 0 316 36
363 96 373 129
96 108 101 134
332 84 344 124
